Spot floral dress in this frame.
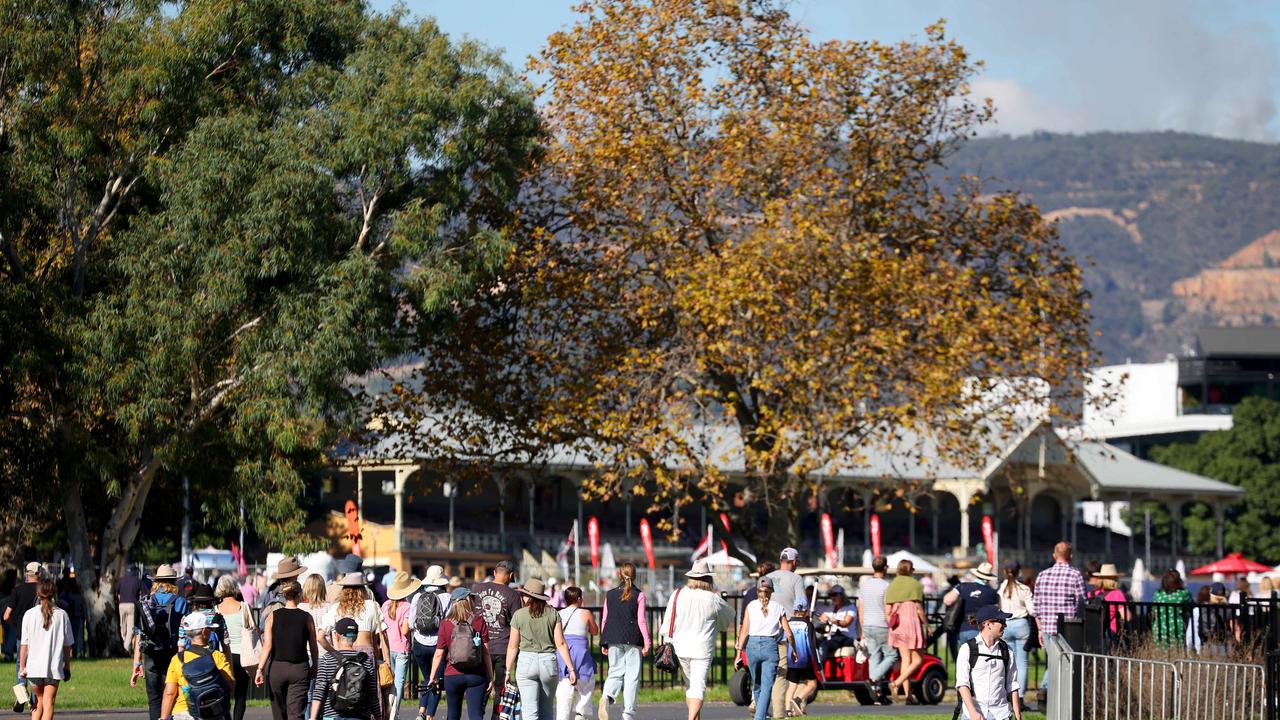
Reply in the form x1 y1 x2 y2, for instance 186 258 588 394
1151 588 1191 646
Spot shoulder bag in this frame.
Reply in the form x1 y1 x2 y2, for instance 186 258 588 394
239 603 262 669
653 588 683 673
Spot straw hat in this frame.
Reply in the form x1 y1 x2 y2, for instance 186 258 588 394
336 572 367 587
273 556 307 580
154 564 179 581
422 565 448 588
1093 563 1121 579
386 571 422 600
972 562 997 583
686 560 714 580
517 577 550 601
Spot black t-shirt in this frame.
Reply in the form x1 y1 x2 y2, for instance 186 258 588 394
118 574 143 604
472 581 520 652
10 581 37 622
956 582 1000 634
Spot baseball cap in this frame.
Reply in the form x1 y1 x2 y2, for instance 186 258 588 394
829 584 847 595
450 586 476 603
495 560 515 573
335 617 359 638
779 548 799 562
181 612 212 632
24 562 40 575
975 606 1011 625
757 577 775 591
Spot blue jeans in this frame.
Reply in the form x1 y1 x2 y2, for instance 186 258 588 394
1003 618 1030 697
958 628 979 646
412 640 444 715
444 672 488 720
601 644 642 714
391 651 410 700
863 625 898 682
745 637 780 720
515 651 558 720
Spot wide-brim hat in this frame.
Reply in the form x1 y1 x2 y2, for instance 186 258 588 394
1093 563 1122 579
973 562 997 583
387 571 422 600
337 571 367 587
685 560 713 579
154 564 179 581
274 557 307 580
335 554 363 574
518 577 550 601
190 583 215 602
422 565 448 588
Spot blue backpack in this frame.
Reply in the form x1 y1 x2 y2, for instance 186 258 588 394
180 647 230 720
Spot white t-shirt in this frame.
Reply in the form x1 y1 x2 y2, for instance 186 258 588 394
21 606 72 680
744 599 787 638
858 576 890 628
321 599 385 634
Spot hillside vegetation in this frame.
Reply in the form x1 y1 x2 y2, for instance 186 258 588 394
946 132 1280 362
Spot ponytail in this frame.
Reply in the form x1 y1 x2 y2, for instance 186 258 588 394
37 578 56 630
619 562 636 602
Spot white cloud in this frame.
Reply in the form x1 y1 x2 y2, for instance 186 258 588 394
969 77 1092 136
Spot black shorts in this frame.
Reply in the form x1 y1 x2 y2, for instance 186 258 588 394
785 667 815 683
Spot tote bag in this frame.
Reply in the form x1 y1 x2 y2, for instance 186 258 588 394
238 604 263 668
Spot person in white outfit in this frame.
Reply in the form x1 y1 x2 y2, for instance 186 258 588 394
661 561 734 720
20 578 73 720
956 607 1023 720
554 587 597 720
996 562 1035 709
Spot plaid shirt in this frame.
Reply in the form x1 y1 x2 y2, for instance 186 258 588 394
1033 562 1086 637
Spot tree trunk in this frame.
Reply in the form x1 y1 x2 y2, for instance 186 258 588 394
63 454 162 656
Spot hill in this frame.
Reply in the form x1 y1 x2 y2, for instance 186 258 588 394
946 131 1280 363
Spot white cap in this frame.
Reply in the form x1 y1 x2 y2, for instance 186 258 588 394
24 562 40 575
779 548 799 562
181 612 212 632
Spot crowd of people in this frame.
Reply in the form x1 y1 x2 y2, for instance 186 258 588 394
4 538 1276 720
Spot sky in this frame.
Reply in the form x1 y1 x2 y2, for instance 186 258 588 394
370 0 1280 142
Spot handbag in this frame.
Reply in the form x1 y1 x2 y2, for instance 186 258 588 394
496 680 522 720
378 661 395 688
888 604 901 630
239 604 262 668
943 596 965 634
653 588 683 673
1025 614 1042 651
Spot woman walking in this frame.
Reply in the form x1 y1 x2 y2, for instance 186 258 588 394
505 578 576 720
885 559 927 703
215 575 254 720
322 574 390 662
409 567 451 720
597 563 650 720
428 588 493 720
661 561 734 720
554 587 597 720
19 578 71 720
735 578 796 720
383 572 421 720
996 561 1036 706
255 581 319 720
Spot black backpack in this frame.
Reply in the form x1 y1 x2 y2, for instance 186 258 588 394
952 638 1010 720
138 594 181 653
414 592 443 635
180 647 230 720
331 652 370 716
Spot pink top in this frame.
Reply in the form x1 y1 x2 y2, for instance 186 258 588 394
381 598 412 654
241 582 259 606
600 590 651 647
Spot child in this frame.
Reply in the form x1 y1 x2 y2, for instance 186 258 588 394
784 598 822 716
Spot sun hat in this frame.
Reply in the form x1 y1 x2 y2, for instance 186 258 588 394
273 556 307 580
422 565 448 588
685 560 714 579
334 554 363 574
190 583 215 603
449 575 463 589
181 612 213 632
975 606 1011 625
387 571 422 600
973 562 998 583
154 564 179 581
779 548 799 562
517 578 550 601
337 572 366 587
335 617 359 638
1093 563 1121 579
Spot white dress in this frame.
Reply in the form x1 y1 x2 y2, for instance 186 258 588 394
22 606 72 681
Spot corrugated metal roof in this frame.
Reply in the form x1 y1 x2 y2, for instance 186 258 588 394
1072 441 1244 498
1196 326 1280 357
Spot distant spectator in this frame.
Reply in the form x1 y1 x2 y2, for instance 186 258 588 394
857 555 897 704
660 563 734 720
944 562 1000 646
765 549 806 718
20 577 72 720
997 561 1036 706
1152 569 1191 648
1034 542 1087 698
119 567 144 652
5 562 40 712
57 575 86 658
473 560 519 720
215 575 251 720
885 560 927 700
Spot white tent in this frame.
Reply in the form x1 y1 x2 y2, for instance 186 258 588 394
703 549 745 568
1130 558 1146 601
886 550 940 575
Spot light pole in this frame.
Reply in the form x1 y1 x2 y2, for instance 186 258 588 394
444 480 457 552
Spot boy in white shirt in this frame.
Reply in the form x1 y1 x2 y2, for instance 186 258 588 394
956 607 1023 720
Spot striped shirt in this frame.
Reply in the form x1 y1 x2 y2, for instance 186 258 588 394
1033 562 1086 637
310 650 382 720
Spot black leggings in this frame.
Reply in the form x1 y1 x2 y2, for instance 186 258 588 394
266 660 310 720
228 651 249 720
444 673 488 720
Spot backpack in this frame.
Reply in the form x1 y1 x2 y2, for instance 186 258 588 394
179 647 230 720
138 594 181 653
414 591 443 635
952 638 1011 720
331 652 371 716
447 617 483 671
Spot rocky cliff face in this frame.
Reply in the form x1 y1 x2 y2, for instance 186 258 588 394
1172 231 1280 322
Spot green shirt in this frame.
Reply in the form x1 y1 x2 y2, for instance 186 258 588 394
510 607 561 653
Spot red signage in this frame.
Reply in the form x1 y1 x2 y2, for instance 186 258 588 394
588 516 601 569
639 518 656 569
870 513 881 557
821 513 837 568
982 515 995 566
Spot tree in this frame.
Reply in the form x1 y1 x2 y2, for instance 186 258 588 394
392 0 1097 556
0 0 539 653
1151 397 1280 562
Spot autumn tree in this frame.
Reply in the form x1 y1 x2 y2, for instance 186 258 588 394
0 0 538 652
384 0 1099 555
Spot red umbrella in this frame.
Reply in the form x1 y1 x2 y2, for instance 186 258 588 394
1189 552 1272 576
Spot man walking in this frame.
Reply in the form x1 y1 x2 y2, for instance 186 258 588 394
956 607 1022 720
118 566 143 653
472 560 519 719
766 549 806 720
5 562 41 712
1032 541 1086 707
857 555 897 704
